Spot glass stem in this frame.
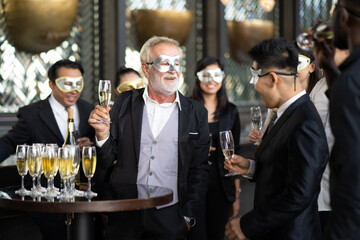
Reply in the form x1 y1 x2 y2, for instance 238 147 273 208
51 178 55 190
37 175 41 187
88 178 91 192
21 176 25 189
32 177 36 190
47 179 51 191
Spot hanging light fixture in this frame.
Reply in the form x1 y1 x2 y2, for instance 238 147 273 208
220 0 231 6
259 0 275 12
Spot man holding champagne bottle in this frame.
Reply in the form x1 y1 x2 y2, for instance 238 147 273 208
89 36 209 239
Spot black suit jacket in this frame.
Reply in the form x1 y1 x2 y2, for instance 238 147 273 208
241 94 328 240
215 103 241 202
97 88 210 219
325 47 360 240
0 97 95 162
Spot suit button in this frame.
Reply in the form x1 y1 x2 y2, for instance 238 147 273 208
153 141 157 144
149 172 152 176
151 156 155 160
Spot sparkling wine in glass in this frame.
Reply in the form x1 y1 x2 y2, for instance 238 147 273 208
42 145 59 198
27 145 42 197
296 22 334 51
219 130 240 177
97 79 111 124
15 145 30 196
58 146 73 200
33 143 46 193
82 146 97 198
46 143 59 193
250 106 263 145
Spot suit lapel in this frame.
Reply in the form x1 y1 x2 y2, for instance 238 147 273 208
38 98 64 142
256 95 308 158
178 93 189 168
131 89 145 163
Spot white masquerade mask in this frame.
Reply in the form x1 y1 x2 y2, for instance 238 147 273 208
147 55 182 73
298 55 311 72
196 68 224 83
250 68 262 85
55 76 84 93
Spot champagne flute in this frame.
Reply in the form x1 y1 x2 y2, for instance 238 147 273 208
58 146 72 200
82 146 97 198
42 145 59 197
27 145 42 197
68 145 83 197
46 143 59 193
15 145 30 196
33 143 46 193
97 79 111 124
219 130 240 177
250 106 263 145
296 22 333 51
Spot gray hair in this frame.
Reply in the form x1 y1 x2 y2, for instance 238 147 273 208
140 36 182 63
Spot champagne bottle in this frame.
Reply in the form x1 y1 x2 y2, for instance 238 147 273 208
64 108 76 146
64 108 80 188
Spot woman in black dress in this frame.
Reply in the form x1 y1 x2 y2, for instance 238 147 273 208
189 57 241 240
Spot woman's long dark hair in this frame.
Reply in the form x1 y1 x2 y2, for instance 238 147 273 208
191 57 230 121
296 45 323 93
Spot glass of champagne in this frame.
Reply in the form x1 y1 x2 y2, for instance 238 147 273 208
46 143 59 193
27 145 42 197
33 143 46 193
219 130 240 177
58 146 73 200
250 106 263 145
82 146 97 198
97 79 111 124
68 145 83 197
15 145 30 196
42 145 59 198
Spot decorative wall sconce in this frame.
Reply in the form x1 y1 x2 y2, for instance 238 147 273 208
132 9 194 49
2 0 78 54
227 19 274 63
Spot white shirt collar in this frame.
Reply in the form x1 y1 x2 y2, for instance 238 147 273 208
49 94 69 111
142 87 182 111
276 90 306 121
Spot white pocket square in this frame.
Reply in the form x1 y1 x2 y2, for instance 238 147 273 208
189 132 198 135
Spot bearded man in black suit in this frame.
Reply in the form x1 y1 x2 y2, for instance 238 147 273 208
0 59 94 162
89 36 209 239
224 38 328 240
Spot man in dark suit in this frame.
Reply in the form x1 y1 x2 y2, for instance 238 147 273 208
0 59 94 240
224 38 328 240
313 1 360 239
89 36 209 239
0 59 94 162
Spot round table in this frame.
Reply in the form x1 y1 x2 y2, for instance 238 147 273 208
0 184 173 240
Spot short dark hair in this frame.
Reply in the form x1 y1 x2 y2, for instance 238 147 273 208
115 66 141 87
248 38 298 72
47 59 84 82
295 43 323 93
191 57 229 121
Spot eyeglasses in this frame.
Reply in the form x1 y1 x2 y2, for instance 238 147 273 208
336 3 360 19
258 71 297 78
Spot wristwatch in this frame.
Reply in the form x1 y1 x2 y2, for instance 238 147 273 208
184 216 196 228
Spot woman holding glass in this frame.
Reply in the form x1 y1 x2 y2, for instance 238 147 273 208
189 57 241 240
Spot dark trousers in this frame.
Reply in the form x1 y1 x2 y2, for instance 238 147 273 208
105 203 188 240
188 190 232 240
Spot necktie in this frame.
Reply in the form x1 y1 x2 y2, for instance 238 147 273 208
267 111 278 133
